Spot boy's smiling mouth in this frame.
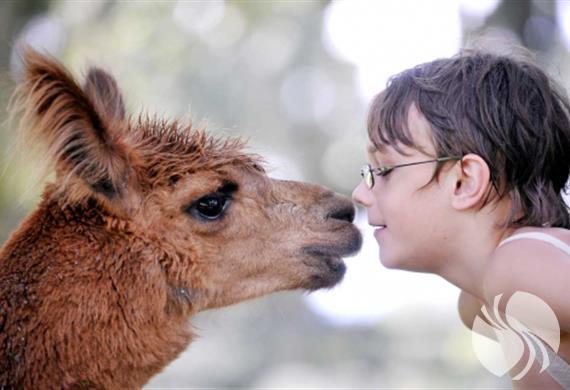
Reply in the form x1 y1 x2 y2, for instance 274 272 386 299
374 226 387 240
373 224 387 235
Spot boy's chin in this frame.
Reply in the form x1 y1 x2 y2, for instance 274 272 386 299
379 254 407 270
379 256 401 269
379 254 430 273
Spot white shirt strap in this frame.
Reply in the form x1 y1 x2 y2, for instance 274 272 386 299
498 232 570 256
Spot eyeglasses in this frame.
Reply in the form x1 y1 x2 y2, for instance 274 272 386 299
360 156 463 189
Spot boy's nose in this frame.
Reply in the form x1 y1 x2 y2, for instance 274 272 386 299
352 181 372 208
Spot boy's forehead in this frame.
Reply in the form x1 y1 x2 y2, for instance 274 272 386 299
406 104 436 152
367 103 436 159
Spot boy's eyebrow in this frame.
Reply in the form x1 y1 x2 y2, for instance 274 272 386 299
367 144 384 154
368 144 393 158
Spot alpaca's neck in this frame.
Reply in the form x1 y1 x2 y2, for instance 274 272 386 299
0 196 194 388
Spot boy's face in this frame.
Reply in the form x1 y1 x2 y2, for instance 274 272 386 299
352 104 458 272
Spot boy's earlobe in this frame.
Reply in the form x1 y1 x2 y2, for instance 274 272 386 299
450 154 491 211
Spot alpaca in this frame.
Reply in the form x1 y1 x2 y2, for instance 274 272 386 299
0 49 362 389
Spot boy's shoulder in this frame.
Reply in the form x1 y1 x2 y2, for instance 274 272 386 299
482 227 570 328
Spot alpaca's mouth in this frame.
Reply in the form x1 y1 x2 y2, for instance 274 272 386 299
302 253 346 290
301 226 362 290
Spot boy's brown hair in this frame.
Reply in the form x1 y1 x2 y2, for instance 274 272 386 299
368 50 570 229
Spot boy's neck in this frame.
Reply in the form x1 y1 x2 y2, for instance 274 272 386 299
435 204 517 300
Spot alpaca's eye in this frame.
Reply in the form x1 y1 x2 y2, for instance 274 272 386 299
197 195 227 218
188 192 230 221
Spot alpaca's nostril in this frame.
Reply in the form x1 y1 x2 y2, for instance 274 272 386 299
327 205 355 223
325 257 346 274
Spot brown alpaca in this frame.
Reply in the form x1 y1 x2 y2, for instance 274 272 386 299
0 49 362 389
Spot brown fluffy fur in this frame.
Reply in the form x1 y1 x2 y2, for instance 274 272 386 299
0 49 362 388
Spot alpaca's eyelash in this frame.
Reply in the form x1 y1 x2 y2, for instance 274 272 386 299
219 182 238 195
189 182 238 203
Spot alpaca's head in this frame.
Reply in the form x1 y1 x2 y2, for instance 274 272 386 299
13 49 362 313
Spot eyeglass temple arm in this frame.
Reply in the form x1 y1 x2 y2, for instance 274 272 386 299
392 156 462 169
371 156 462 175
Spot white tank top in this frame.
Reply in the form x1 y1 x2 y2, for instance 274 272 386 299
498 231 570 387
498 232 570 256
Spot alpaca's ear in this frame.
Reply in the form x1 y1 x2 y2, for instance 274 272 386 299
13 48 132 200
83 67 126 123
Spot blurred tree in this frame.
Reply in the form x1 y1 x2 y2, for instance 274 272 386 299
487 0 532 39
0 0 49 241
486 0 558 53
0 0 48 70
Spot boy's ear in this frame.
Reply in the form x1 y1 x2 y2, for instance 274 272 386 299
449 154 492 210
13 48 132 202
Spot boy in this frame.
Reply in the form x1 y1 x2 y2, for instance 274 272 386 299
352 51 570 388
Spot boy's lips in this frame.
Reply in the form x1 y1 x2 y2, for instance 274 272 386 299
372 223 387 238
374 226 387 240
